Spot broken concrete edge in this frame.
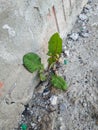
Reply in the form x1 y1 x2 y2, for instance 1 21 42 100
0 0 88 129
0 65 40 129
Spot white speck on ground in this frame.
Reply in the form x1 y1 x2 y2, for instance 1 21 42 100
2 24 16 37
49 95 57 106
68 32 79 41
79 13 88 21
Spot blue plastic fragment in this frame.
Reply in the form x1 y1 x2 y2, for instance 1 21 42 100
64 59 68 65
21 124 27 130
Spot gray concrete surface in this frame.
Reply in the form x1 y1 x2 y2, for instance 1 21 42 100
0 0 87 129
17 1 98 130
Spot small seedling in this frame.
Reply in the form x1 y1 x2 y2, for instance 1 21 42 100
23 33 67 91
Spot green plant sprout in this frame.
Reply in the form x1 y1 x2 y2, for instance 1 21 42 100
23 33 67 91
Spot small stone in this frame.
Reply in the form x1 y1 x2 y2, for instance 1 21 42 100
55 70 59 75
64 50 70 57
63 46 67 50
22 104 31 116
79 14 88 22
82 22 86 26
80 27 83 31
87 0 92 4
85 4 92 10
79 30 89 38
30 110 33 115
49 105 57 111
68 33 79 41
21 115 24 118
92 22 98 27
59 117 63 122
67 40 73 44
31 123 36 128
43 88 50 96
59 57 64 64
49 95 57 106
37 116 41 122
80 26 86 32
83 103 87 107
60 125 65 130
60 103 66 111
83 7 89 14
81 32 89 38
83 5 92 14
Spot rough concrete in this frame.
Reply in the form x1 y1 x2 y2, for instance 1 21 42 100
16 0 98 130
0 0 87 129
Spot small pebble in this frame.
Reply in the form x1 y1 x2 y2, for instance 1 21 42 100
37 116 41 122
59 57 64 64
85 4 92 10
31 123 36 128
43 88 50 96
79 13 88 22
64 50 70 57
87 0 92 4
49 105 57 111
79 30 89 38
83 7 89 14
68 33 79 41
49 95 57 106
92 22 98 27
63 46 67 50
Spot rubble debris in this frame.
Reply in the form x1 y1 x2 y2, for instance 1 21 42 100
78 13 89 22
68 33 79 41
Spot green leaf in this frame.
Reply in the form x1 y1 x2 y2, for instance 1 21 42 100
48 57 57 65
23 52 43 73
47 33 62 56
51 75 67 91
39 64 44 73
47 33 62 66
39 72 46 81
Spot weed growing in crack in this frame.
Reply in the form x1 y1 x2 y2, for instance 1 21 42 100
23 33 67 91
